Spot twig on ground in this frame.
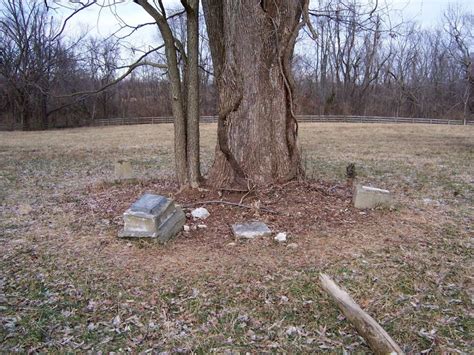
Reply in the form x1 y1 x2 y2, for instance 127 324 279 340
219 187 249 193
183 200 279 214
328 184 345 193
239 180 255 204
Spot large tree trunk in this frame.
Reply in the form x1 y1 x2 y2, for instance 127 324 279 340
203 0 305 187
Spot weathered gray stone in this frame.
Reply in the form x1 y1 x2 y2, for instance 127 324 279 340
114 160 133 180
232 221 271 239
131 194 172 216
154 208 186 243
191 207 210 219
353 185 392 209
119 194 185 242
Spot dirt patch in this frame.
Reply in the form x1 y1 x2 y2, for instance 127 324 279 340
83 179 363 237
55 179 404 282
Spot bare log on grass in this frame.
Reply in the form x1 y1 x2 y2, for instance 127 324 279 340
319 273 404 355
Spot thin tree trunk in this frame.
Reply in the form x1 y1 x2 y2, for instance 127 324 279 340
161 25 188 186
18 94 31 131
203 0 305 187
40 93 48 130
136 0 188 186
185 0 201 187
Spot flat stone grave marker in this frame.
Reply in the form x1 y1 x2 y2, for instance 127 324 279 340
232 221 271 239
353 185 392 209
119 193 185 243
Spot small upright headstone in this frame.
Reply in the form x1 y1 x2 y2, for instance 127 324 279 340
353 185 392 209
232 221 271 239
114 160 133 181
119 193 185 243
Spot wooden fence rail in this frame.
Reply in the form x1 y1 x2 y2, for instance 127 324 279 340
1 115 472 131
89 115 471 127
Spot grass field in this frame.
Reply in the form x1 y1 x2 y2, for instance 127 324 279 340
1 123 473 352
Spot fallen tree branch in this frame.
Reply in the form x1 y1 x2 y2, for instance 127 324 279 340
319 273 404 355
183 200 279 214
219 187 249 193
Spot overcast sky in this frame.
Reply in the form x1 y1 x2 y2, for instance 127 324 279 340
56 0 473 47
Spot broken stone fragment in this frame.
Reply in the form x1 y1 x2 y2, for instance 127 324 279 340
118 193 185 243
191 207 210 219
353 185 392 209
232 221 271 239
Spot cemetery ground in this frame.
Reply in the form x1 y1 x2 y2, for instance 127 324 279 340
0 123 472 353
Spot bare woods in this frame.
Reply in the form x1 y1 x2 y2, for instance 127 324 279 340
0 0 472 131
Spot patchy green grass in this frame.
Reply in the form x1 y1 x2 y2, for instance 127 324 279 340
1 123 473 352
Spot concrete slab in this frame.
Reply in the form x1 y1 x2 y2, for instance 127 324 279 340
232 221 271 239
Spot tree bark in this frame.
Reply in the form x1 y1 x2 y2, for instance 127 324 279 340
40 92 48 130
159 20 188 186
184 0 201 187
203 0 305 187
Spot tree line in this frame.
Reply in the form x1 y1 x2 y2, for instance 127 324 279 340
294 1 473 124
0 0 472 132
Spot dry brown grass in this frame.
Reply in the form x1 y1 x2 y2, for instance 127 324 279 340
0 123 473 353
